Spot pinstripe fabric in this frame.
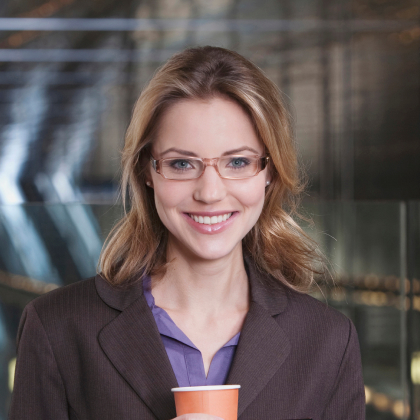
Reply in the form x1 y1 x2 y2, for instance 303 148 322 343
8 256 365 420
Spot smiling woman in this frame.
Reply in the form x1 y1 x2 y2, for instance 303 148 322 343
101 46 318 292
9 46 365 420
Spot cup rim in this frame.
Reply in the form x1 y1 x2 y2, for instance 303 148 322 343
171 385 241 392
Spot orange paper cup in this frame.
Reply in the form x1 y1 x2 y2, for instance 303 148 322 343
171 385 241 420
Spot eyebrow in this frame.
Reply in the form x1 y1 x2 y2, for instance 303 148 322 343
160 146 260 157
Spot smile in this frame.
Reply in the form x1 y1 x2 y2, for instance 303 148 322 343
188 213 233 225
182 211 238 235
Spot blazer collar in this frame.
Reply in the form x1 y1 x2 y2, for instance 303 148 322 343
94 272 144 311
243 254 288 316
96 255 291 420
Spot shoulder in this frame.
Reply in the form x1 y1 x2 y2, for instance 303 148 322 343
282 288 355 350
246 255 352 341
287 289 350 327
23 276 117 331
30 276 97 313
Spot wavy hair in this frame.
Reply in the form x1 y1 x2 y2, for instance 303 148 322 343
99 46 324 292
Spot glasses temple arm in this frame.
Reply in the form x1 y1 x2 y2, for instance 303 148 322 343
150 156 157 171
261 156 270 170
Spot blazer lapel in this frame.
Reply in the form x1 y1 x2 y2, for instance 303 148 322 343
226 256 292 417
96 275 178 420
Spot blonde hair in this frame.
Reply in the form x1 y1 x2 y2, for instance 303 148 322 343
99 46 323 292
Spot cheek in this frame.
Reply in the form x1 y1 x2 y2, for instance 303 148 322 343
232 181 266 231
153 183 190 220
234 180 266 209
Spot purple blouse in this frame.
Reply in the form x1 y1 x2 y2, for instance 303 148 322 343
142 275 240 387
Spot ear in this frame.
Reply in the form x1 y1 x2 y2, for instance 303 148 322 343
265 160 272 185
144 174 153 188
140 148 154 188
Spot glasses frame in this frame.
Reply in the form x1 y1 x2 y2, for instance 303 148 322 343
150 154 270 181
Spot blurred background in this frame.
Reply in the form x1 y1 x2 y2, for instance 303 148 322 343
0 0 419 418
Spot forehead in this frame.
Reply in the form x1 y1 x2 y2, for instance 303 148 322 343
152 97 263 157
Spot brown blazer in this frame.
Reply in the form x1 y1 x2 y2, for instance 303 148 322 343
8 256 365 420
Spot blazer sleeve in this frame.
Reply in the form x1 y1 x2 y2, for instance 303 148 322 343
322 318 366 420
8 301 70 420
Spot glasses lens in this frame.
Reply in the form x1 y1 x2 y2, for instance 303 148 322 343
219 156 259 178
161 158 203 179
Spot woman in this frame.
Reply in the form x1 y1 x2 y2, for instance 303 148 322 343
9 46 365 420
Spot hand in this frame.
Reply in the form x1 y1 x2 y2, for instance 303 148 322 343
171 415 224 420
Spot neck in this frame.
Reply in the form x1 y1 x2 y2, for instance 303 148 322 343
150 241 250 317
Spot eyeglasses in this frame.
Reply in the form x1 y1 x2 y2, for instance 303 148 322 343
150 154 269 180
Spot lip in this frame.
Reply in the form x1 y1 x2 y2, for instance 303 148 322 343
182 211 238 234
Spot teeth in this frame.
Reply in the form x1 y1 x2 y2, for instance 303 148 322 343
189 213 233 225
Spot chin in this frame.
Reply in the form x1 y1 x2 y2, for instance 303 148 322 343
168 230 243 262
187 240 240 262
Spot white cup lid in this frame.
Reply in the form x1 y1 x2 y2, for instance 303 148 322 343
171 385 241 392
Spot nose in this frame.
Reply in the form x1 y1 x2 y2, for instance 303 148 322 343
193 165 227 204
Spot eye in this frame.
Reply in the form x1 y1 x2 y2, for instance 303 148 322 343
228 157 250 168
170 159 194 170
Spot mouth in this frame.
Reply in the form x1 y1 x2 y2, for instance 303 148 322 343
186 212 235 225
182 211 238 234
